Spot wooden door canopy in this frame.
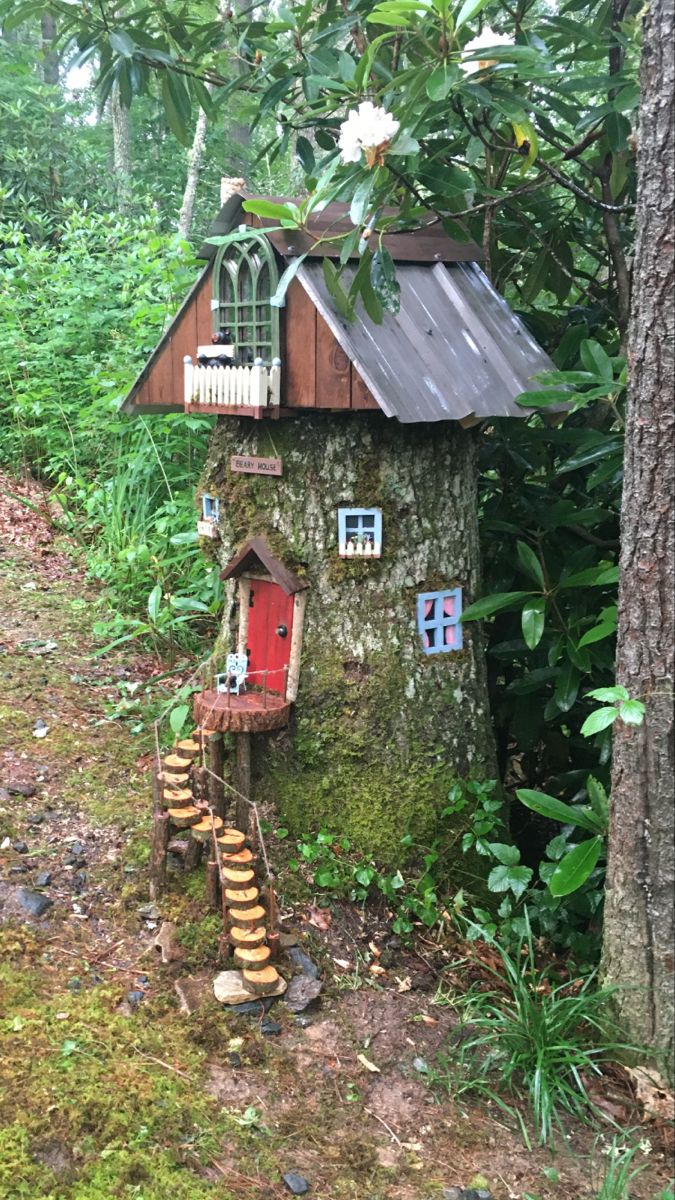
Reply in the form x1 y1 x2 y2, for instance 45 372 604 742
220 536 308 595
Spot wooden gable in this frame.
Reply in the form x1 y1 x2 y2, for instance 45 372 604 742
123 259 380 415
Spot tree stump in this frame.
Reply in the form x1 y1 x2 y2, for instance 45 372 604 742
184 837 203 872
232 733 251 834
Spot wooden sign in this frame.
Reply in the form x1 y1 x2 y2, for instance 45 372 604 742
197 519 218 539
230 455 282 477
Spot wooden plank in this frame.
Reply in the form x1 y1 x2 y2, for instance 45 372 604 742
194 268 214 343
316 315 351 409
168 280 200 408
284 280 317 408
266 228 482 263
350 365 380 411
230 455 283 476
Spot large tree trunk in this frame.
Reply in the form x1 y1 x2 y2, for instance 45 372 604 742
202 412 497 870
111 82 132 212
602 0 675 1081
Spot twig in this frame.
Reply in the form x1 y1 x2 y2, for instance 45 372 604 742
365 1107 403 1146
132 1046 191 1080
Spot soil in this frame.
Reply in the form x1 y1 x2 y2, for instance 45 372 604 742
0 472 673 1200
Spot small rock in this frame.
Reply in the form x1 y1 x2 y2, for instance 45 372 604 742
9 865 28 876
286 948 320 979
12 840 29 855
413 1056 429 1074
228 998 275 1017
285 975 322 1014
174 975 215 1015
67 978 82 992
72 870 87 892
35 871 52 887
261 1018 282 1036
227 1051 242 1068
138 902 160 920
136 974 149 986
294 1014 313 1029
29 812 46 825
18 889 53 918
33 720 49 739
126 990 144 1007
282 1172 310 1196
6 782 36 798
153 921 183 964
278 931 299 948
214 969 286 1006
442 1191 493 1200
1 836 11 850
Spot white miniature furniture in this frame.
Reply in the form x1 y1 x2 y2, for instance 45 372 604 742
215 653 248 695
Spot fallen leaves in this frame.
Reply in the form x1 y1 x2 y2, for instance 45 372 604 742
357 1053 380 1073
307 905 331 932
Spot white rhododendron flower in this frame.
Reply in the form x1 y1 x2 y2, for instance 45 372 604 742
338 101 400 168
460 28 514 72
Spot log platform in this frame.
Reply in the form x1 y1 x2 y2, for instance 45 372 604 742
193 689 291 734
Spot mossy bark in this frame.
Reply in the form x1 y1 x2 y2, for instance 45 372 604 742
202 411 496 867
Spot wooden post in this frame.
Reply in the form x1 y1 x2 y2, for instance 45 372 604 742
267 880 280 962
208 733 226 820
233 732 251 834
205 859 220 911
184 836 203 872
149 812 170 898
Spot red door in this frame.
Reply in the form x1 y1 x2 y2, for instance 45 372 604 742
246 579 294 695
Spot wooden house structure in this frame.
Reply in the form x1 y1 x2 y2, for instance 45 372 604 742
123 188 553 862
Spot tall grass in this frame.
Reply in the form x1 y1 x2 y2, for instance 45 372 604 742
436 914 636 1145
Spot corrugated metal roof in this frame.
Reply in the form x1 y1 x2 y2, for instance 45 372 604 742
297 259 555 423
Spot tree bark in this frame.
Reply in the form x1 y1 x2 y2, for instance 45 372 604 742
41 13 59 86
178 105 209 239
602 0 675 1081
111 82 132 212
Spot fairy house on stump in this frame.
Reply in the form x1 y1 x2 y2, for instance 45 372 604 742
123 186 553 865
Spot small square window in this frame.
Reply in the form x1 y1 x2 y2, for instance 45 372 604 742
202 495 219 522
338 508 382 558
417 588 463 655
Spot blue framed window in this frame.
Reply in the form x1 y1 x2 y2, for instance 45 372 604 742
417 588 463 654
202 495 219 522
338 507 382 558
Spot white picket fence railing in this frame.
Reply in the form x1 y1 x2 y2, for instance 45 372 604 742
183 355 281 410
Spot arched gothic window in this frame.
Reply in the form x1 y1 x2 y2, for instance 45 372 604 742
213 234 280 364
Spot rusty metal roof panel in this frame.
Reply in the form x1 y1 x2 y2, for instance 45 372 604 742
297 259 555 423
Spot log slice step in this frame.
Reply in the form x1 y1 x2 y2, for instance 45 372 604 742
233 945 271 972
222 867 256 890
224 887 260 910
190 816 224 842
164 754 193 772
228 904 266 929
229 926 267 949
167 806 201 829
216 829 246 854
243 965 282 996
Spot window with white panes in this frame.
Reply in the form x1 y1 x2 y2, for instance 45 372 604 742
338 508 382 558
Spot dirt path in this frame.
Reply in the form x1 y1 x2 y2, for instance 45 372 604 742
0 477 671 1200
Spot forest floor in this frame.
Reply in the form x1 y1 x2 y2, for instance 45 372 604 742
0 473 672 1200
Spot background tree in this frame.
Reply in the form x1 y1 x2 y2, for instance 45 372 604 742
601 0 674 1081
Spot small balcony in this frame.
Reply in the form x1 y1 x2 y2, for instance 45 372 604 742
184 347 281 417
193 666 291 734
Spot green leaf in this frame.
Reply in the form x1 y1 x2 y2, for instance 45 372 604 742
147 583 162 622
549 837 603 896
461 591 533 620
426 62 460 101
322 258 355 322
516 540 545 588
587 776 609 825
516 788 602 833
270 253 308 308
371 248 400 314
350 176 375 227
169 704 190 736
522 597 546 649
295 136 315 174
488 863 533 899
242 199 298 223
580 339 613 381
161 73 190 146
587 685 629 702
605 111 631 152
109 30 135 58
618 698 646 725
558 564 619 588
488 842 521 866
455 0 492 30
555 660 581 712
